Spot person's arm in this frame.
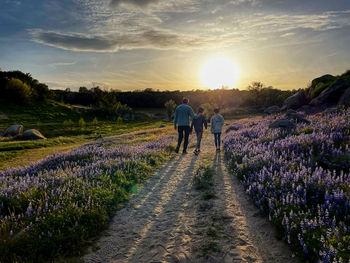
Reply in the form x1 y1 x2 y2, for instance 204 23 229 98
189 107 195 119
190 119 194 132
203 116 208 129
174 108 178 130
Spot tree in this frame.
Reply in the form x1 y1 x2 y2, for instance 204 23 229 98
5 78 32 104
164 99 176 120
200 102 218 122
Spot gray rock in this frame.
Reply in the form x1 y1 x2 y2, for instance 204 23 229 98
282 90 308 110
0 132 3 137
3 124 23 137
269 119 296 129
285 112 310 124
264 105 281 114
338 87 350 106
310 79 350 106
21 129 46 140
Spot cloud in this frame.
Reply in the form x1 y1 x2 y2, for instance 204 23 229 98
29 28 212 52
110 0 159 8
280 32 296 38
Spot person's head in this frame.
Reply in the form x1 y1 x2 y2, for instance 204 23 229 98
183 98 189 104
198 107 204 114
214 108 219 114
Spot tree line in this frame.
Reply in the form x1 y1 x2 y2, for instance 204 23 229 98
0 69 296 113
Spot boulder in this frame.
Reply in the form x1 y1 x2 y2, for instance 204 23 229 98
21 129 46 140
285 112 310 124
338 87 350 106
311 74 335 87
264 105 281 114
282 90 308 110
0 132 3 137
298 105 313 114
3 124 23 137
269 119 296 130
309 79 350 106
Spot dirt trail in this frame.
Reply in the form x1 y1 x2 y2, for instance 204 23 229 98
84 134 296 263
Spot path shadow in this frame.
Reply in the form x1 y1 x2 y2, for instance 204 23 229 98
124 154 198 263
213 152 295 262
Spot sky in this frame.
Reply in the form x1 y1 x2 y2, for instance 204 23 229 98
1 0 350 91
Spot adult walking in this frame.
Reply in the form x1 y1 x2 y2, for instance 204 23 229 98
174 98 195 154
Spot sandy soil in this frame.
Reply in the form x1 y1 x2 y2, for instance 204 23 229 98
84 133 297 263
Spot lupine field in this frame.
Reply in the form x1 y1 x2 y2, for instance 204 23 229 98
0 136 175 262
223 110 350 262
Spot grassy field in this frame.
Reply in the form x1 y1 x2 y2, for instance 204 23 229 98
0 101 171 170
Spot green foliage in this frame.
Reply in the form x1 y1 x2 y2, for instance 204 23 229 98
116 116 123 124
63 119 74 128
310 80 336 99
294 127 314 135
164 99 176 120
92 117 98 126
78 118 86 129
200 103 217 121
4 78 32 104
193 164 215 200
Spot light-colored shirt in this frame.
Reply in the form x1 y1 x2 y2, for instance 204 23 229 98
174 104 195 127
210 114 224 133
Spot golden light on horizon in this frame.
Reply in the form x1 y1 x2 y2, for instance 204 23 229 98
199 56 239 90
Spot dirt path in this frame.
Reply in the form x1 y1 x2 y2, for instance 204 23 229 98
84 133 296 263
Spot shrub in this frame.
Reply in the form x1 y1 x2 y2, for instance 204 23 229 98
78 118 86 129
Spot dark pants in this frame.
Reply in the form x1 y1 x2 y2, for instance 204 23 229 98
177 126 190 152
195 130 203 149
214 133 221 147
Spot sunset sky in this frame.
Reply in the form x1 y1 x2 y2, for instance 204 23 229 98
1 0 350 91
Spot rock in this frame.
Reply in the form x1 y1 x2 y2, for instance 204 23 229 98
338 87 350 106
298 105 313 113
282 90 308 110
21 129 46 140
309 79 350 106
159 125 166 128
0 132 3 137
264 105 281 114
269 119 296 129
311 74 335 87
285 112 310 124
3 124 23 137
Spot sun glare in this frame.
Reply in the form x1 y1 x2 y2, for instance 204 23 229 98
200 57 239 90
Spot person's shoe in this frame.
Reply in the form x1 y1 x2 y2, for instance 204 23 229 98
175 147 179 153
182 151 187 154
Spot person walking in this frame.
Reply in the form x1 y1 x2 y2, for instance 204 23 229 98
191 107 207 155
174 98 195 154
210 108 224 152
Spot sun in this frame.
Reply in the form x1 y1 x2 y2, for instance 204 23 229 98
200 57 239 90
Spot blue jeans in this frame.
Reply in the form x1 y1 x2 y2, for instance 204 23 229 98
214 133 221 147
195 130 203 149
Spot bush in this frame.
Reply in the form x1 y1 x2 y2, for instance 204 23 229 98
4 78 32 104
78 118 86 129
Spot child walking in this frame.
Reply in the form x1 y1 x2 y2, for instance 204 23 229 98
190 107 207 155
210 108 224 152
